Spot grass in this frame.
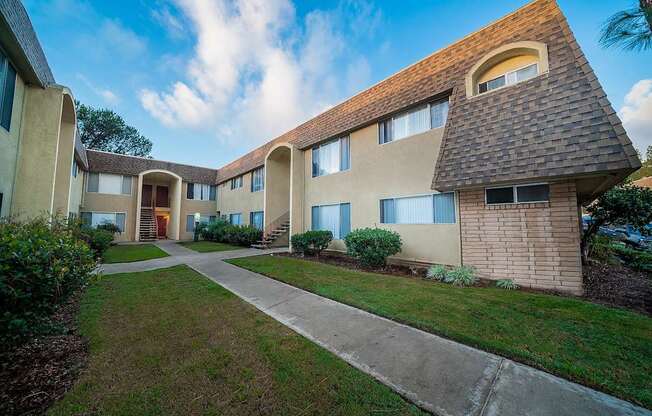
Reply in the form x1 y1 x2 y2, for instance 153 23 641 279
102 244 169 264
49 265 423 416
179 241 243 253
227 255 652 409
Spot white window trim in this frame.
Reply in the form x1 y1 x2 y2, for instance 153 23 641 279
379 100 448 146
476 62 540 96
380 192 457 225
87 173 131 196
485 182 550 205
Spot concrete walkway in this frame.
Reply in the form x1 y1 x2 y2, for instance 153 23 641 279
101 248 651 416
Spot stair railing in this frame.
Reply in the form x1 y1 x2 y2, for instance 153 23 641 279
264 211 289 239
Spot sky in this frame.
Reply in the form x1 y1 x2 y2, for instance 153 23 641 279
24 0 652 169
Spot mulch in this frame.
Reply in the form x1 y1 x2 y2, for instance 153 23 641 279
0 290 88 416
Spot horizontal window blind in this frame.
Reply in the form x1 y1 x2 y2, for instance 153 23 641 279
311 203 351 239
380 193 456 224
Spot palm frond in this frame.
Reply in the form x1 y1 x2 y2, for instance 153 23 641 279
600 6 652 51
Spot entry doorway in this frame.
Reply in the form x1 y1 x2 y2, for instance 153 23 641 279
156 215 168 239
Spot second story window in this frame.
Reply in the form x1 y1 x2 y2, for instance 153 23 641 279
0 50 16 131
379 99 448 144
251 167 264 192
478 63 538 93
231 176 243 189
87 173 131 195
312 136 350 177
187 183 216 201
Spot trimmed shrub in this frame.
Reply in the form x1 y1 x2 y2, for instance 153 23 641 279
291 230 333 255
0 217 96 348
446 266 478 287
77 227 114 258
426 264 448 281
200 220 230 241
344 228 402 268
496 279 519 290
223 224 263 247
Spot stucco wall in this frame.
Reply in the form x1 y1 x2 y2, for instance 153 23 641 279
81 177 137 242
216 171 264 226
68 168 85 216
302 124 461 266
0 73 25 217
179 182 218 240
52 95 76 216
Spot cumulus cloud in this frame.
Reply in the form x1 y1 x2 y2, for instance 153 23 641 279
140 0 380 148
620 79 652 154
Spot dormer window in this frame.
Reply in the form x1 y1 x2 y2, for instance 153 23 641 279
478 63 538 94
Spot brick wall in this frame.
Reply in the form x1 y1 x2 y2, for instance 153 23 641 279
458 181 583 294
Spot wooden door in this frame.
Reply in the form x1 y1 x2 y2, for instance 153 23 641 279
156 186 169 207
156 216 167 238
141 185 152 207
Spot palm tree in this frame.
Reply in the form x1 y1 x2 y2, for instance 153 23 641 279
600 0 652 51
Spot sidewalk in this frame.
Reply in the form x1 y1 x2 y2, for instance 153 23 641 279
103 250 651 416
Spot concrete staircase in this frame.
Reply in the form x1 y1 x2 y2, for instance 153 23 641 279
139 208 157 241
251 220 290 249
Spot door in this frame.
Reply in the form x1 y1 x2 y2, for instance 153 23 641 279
141 184 152 207
156 186 169 207
156 215 167 238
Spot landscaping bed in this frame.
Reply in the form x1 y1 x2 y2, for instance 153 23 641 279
102 243 169 263
0 290 88 416
227 254 652 409
583 261 652 315
179 240 242 253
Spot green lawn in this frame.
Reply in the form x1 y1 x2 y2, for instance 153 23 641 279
102 244 169 264
227 255 652 409
179 241 243 253
49 265 423 416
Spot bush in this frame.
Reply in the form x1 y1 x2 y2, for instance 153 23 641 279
200 220 230 241
0 217 96 348
496 279 519 290
446 266 478 287
96 222 121 234
222 224 263 247
610 243 652 272
426 264 448 281
344 228 402 268
291 230 333 256
77 227 114 258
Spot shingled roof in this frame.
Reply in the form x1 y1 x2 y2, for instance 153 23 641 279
87 150 219 184
214 0 639 188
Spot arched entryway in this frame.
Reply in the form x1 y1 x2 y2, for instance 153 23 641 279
136 169 182 241
263 144 292 244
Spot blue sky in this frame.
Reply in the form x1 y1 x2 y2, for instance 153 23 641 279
25 0 652 168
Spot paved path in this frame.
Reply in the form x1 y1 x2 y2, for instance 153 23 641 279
102 247 651 416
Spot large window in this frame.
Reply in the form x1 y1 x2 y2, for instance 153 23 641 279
251 167 264 192
380 193 456 224
187 183 216 201
250 211 264 230
87 173 131 195
0 50 16 131
185 214 216 232
231 176 243 190
80 212 126 233
312 136 350 177
478 63 538 94
311 203 351 239
379 99 448 144
229 213 242 225
485 183 549 204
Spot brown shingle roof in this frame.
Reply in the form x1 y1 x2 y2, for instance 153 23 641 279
87 150 218 184
214 0 639 188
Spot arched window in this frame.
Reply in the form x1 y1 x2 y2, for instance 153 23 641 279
465 41 549 97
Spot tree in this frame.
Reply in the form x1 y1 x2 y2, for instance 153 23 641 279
600 0 652 51
582 184 652 262
76 102 153 157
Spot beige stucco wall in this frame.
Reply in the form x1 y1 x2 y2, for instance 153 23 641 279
68 168 85 216
265 147 291 229
179 182 218 240
52 94 76 216
0 73 25 217
302 124 461 266
81 176 137 242
216 171 264 226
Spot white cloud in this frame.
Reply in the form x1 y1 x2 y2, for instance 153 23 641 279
76 74 120 105
152 5 187 39
139 0 381 148
620 79 652 154
99 19 147 57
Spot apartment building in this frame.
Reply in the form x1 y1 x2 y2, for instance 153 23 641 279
0 0 640 295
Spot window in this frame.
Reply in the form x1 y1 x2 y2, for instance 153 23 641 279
187 183 216 201
311 203 351 239
71 161 78 178
485 183 550 204
478 63 538 93
312 136 350 177
229 213 242 225
185 214 214 232
231 176 243 189
80 212 126 233
250 211 264 230
251 167 264 192
87 173 131 195
380 193 456 224
379 99 449 144
0 50 16 131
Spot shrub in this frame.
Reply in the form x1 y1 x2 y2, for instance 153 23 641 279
426 264 448 281
0 217 96 348
610 243 652 272
96 222 121 234
222 224 263 247
200 220 230 241
496 279 519 290
291 230 333 255
446 265 478 287
344 228 402 268
77 227 114 258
